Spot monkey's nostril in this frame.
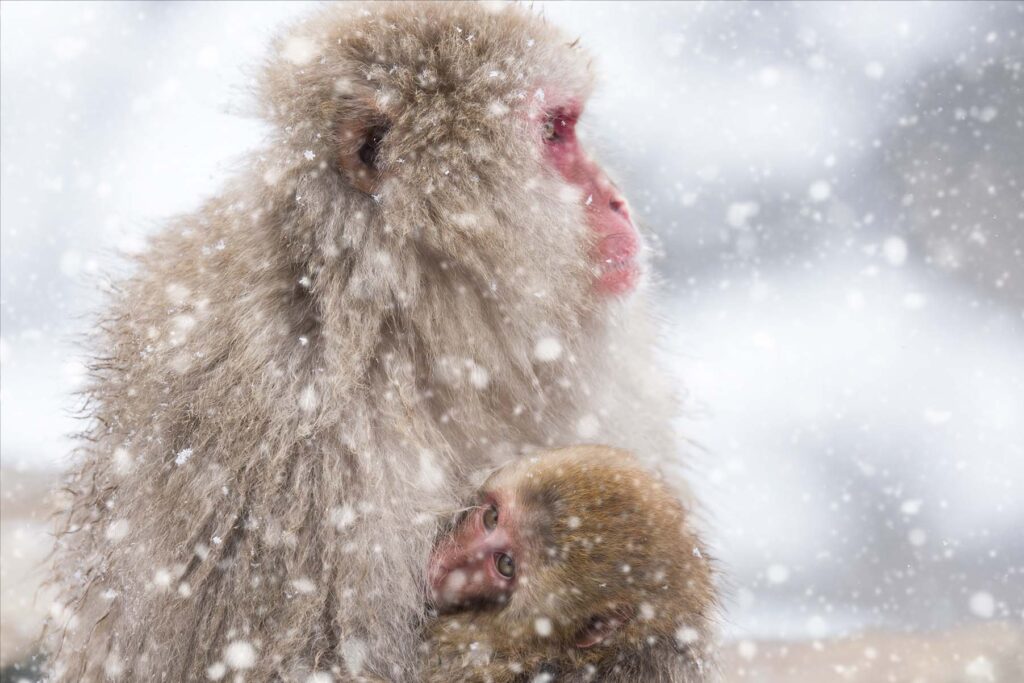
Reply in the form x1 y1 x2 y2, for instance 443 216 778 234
608 197 631 222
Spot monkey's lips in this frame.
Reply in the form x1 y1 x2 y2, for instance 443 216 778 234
594 232 640 295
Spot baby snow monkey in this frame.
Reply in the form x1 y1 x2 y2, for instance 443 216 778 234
423 445 717 682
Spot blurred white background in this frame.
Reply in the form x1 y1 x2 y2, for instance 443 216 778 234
2 0 1022 654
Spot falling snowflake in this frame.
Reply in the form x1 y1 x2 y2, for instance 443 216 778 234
174 447 193 466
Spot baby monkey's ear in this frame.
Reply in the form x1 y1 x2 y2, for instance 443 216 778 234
574 605 635 648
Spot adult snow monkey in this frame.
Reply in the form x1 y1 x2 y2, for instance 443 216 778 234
48 3 712 681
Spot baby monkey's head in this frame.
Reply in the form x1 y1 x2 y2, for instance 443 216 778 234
428 445 715 653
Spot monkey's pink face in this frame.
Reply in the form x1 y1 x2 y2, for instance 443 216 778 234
428 492 522 612
540 106 641 296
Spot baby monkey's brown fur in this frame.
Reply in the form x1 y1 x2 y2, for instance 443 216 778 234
423 446 717 682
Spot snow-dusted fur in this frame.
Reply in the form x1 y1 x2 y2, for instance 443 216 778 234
47 3 687 681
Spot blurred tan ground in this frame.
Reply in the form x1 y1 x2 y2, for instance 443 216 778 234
721 623 1024 682
2 469 1022 679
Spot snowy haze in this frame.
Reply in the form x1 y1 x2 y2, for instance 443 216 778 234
2 1 1022 642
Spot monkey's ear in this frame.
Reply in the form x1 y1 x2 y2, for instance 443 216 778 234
337 118 390 195
574 606 634 649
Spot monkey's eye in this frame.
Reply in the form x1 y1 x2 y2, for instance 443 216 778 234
495 553 516 579
542 112 574 144
542 118 559 142
482 505 499 532
358 124 388 169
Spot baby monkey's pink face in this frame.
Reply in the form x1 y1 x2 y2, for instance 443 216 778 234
428 489 524 612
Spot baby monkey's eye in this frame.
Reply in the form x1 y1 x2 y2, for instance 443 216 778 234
495 553 515 579
483 505 499 531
